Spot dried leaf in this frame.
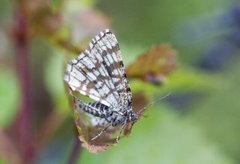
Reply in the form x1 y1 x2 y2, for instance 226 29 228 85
15 0 64 37
68 91 149 153
127 44 177 85
71 96 118 153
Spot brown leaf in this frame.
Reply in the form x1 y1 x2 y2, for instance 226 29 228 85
67 91 149 153
14 0 63 37
71 96 117 153
126 44 177 85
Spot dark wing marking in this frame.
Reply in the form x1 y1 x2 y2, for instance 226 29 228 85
65 30 126 107
87 29 132 110
65 49 119 107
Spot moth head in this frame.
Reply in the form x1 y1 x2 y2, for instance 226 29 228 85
127 110 138 123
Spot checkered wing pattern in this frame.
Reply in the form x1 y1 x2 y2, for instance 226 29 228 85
64 29 132 109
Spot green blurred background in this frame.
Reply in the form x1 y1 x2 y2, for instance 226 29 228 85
0 0 240 163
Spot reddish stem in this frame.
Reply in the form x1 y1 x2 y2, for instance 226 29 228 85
14 9 35 163
68 137 81 164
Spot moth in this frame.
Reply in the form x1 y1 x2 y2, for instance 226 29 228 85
64 29 138 141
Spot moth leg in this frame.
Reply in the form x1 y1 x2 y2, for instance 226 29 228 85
91 124 111 141
116 124 125 143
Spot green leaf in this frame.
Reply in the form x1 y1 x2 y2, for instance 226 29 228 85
0 158 6 164
190 60 240 161
130 68 221 97
0 70 19 127
44 50 69 114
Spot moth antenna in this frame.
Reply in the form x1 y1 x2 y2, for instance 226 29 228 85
136 92 172 116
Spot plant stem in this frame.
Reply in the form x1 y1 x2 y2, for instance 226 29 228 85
68 137 81 164
14 8 35 163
